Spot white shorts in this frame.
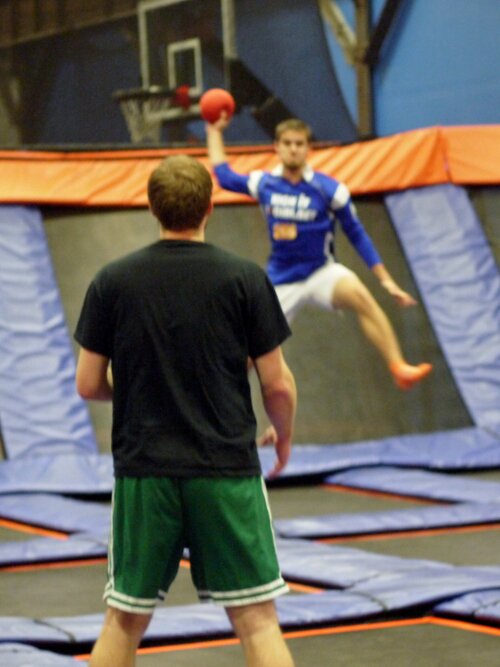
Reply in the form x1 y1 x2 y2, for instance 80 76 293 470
274 262 355 323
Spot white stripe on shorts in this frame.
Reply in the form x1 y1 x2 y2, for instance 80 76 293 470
198 577 289 607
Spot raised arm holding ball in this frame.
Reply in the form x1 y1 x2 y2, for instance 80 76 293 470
205 110 432 390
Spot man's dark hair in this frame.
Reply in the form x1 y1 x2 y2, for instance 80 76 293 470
148 155 213 231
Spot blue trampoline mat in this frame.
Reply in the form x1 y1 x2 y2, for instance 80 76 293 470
1 427 499 497
7 497 500 568
0 591 382 648
0 533 108 568
3 463 500 567
0 453 113 496
2 542 500 650
275 539 500 615
261 427 500 479
0 494 110 534
325 466 500 503
434 589 500 626
277 539 452 588
275 502 500 539
2 579 499 649
0 643 86 666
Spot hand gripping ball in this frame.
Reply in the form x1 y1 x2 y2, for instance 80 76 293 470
200 88 236 123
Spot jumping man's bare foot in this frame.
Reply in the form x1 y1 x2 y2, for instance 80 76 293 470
390 361 433 390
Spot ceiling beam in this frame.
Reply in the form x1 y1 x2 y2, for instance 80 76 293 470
363 0 403 65
354 0 373 137
0 0 138 49
319 0 404 138
318 0 357 65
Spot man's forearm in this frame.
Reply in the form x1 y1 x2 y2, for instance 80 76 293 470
372 262 394 286
262 371 297 446
371 262 417 307
206 124 227 165
262 376 296 478
76 349 113 401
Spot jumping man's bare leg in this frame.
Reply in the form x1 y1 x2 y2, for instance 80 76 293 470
89 607 152 667
332 274 432 389
226 600 295 667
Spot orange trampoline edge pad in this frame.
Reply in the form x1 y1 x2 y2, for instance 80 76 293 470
0 125 498 207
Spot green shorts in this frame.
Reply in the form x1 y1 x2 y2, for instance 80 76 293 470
104 475 288 614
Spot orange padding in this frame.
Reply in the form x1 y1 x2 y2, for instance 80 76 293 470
0 125 498 208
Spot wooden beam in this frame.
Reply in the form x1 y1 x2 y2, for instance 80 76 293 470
354 0 373 137
317 0 357 65
0 0 138 49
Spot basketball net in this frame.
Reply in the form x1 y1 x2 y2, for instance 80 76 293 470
113 85 194 144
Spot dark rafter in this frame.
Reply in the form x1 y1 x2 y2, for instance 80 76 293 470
0 0 138 49
363 0 403 65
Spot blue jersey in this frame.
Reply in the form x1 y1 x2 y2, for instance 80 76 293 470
214 162 381 285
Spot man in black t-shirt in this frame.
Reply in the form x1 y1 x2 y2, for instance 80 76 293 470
75 155 297 667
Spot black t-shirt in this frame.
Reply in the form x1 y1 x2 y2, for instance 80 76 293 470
75 240 291 477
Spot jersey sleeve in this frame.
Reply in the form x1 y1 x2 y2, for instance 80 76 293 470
74 275 114 358
245 269 291 359
332 182 382 268
213 162 265 199
213 162 251 195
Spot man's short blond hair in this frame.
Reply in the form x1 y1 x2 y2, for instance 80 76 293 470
274 118 312 142
148 155 213 231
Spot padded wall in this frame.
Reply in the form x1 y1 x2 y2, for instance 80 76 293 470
386 185 500 434
0 206 97 458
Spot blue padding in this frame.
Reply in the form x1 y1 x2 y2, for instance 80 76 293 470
275 502 500 539
277 540 500 612
276 590 381 625
2 574 500 647
0 593 382 647
0 533 108 568
276 539 450 588
0 618 70 644
352 567 500 613
0 644 87 666
0 453 113 495
434 590 500 626
2 494 498 567
0 533 184 570
2 543 500 645
326 466 500 503
0 494 110 534
0 428 499 497
259 427 500 482
0 206 97 458
386 185 500 435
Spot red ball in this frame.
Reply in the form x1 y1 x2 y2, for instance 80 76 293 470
200 88 236 123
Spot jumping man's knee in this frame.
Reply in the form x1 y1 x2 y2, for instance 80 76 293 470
333 275 374 312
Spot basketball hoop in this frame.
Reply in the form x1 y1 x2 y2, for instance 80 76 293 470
112 85 201 144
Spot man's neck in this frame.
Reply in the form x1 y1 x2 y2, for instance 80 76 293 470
159 228 205 242
281 165 304 185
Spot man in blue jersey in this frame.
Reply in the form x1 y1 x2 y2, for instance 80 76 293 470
206 116 432 390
